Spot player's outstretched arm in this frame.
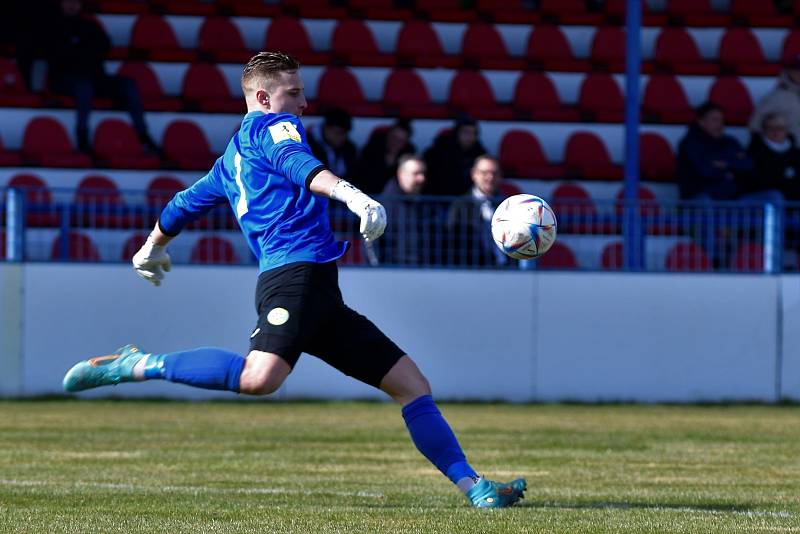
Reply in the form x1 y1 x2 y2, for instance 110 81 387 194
132 224 174 286
310 170 387 242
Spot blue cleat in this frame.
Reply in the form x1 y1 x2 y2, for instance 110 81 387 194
62 344 147 392
466 477 527 508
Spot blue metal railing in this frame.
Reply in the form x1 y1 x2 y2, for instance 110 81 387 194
1 186 796 273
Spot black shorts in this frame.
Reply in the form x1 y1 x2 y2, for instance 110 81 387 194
249 261 405 388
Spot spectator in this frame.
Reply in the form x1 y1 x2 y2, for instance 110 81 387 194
750 54 800 141
677 102 754 201
45 0 159 154
424 117 487 197
747 112 800 201
446 155 509 267
354 119 415 194
376 154 442 266
307 107 357 180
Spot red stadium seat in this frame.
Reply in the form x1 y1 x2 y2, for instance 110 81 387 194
22 117 92 168
191 235 239 264
719 29 779 76
117 62 182 111
8 173 58 227
551 182 599 234
730 0 792 27
615 185 659 221
732 242 765 272
221 0 281 17
512 73 580 122
564 132 623 180
0 58 40 107
641 75 694 124
198 17 250 63
182 63 243 113
578 74 625 123
540 0 604 25
75 175 123 207
665 0 731 26
349 0 412 20
448 71 513 120
460 23 525 70
150 0 216 15
782 30 800 64
498 130 565 179
590 27 626 73
316 68 382 117
382 70 447 119
93 119 160 169
74 175 130 229
639 132 676 182
264 18 329 66
475 0 540 23
415 0 477 22
665 241 711 271
121 233 149 262
709 77 753 126
50 232 101 262
395 20 458 68
536 241 579 270
653 28 719 75
95 0 150 14
331 20 394 67
129 15 195 62
163 120 216 170
146 175 185 208
281 0 346 18
498 182 523 197
600 241 624 270
0 134 22 166
605 0 668 26
526 27 590 72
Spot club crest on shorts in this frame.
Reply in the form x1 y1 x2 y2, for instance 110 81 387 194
267 307 290 326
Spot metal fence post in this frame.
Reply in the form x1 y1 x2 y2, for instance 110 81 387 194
5 188 24 262
763 203 782 274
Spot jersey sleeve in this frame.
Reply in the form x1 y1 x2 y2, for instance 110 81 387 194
158 158 227 236
261 115 327 189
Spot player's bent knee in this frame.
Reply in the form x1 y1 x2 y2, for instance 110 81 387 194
380 355 432 404
238 350 291 396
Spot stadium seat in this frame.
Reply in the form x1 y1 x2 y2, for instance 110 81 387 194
22 117 92 168
782 30 800 64
331 20 394 67
605 0 668 26
0 134 22 167
498 182 523 197
198 16 251 63
92 119 160 169
730 0 793 27
536 241 579 270
281 0 346 18
526 27 590 72
460 23 525 70
221 0 281 17
163 120 216 170
540 0 604 25
732 242 765 272
665 241 712 271
639 132 676 182
74 174 133 228
50 232 101 262
578 74 625 123
641 75 694 124
129 15 195 62
448 71 513 120
590 27 626 73
190 235 239 264
150 0 216 15
719 29 779 76
395 20 458 68
615 185 660 222
264 17 329 66
0 58 40 107
95 0 150 14
653 28 719 75
512 73 580 122
349 0 412 20
498 130 565 179
475 0 540 23
550 182 599 234
564 132 623 180
415 0 477 22
121 232 149 261
315 68 382 117
600 241 624 270
665 0 731 26
8 173 58 227
382 69 447 119
146 175 184 208
708 77 753 126
117 62 182 111
182 63 243 113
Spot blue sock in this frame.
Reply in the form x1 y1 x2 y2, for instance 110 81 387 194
401 395 478 485
143 347 245 392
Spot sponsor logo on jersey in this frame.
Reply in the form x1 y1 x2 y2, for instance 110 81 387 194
267 307 290 326
268 122 301 143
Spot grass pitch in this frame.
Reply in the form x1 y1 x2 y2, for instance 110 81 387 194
0 401 798 534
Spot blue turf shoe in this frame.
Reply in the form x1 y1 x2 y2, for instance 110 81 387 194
62 344 147 392
466 477 527 508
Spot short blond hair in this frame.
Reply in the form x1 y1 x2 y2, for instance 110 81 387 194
240 52 300 94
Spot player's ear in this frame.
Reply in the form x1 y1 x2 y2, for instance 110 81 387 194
256 89 270 108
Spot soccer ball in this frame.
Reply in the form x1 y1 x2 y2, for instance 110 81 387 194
491 194 557 260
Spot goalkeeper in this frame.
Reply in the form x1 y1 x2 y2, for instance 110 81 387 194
62 52 525 508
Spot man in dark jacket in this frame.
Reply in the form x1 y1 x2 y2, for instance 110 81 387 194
424 117 488 197
747 112 800 201
307 107 358 181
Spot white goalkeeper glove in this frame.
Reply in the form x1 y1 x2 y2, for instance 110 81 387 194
330 180 387 242
132 235 172 286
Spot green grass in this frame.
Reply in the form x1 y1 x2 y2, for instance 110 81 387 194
0 401 799 533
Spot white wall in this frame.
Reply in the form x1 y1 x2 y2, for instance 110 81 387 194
2 263 796 402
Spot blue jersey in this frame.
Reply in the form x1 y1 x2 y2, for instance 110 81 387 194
159 112 348 272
